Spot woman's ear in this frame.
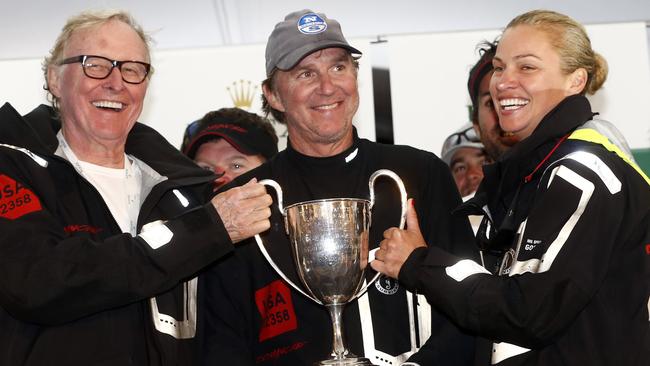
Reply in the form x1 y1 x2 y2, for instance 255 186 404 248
569 68 588 94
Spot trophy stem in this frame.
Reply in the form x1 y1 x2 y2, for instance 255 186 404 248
327 304 348 359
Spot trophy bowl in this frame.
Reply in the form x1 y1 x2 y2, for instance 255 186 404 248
286 198 370 306
255 169 407 365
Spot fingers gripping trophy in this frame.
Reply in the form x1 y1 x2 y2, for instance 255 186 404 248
255 169 407 365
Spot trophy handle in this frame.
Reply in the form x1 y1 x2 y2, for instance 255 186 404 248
255 179 323 305
353 169 408 300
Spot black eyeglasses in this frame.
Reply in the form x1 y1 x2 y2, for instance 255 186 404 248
442 126 480 155
450 127 478 145
59 55 151 84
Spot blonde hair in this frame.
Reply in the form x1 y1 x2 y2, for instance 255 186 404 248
43 10 153 109
506 9 607 95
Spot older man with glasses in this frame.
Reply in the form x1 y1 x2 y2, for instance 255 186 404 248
0 10 272 366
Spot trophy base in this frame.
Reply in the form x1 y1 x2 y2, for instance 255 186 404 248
317 357 376 365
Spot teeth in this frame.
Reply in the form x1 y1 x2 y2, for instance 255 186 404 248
499 98 528 110
315 103 338 110
93 101 123 110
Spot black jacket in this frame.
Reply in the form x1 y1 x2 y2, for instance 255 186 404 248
400 95 650 365
202 130 479 366
0 103 233 365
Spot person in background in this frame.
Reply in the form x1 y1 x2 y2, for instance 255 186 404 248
440 123 493 271
0 10 271 365
467 40 516 161
372 9 649 366
181 107 279 191
201 9 477 366
440 122 491 200
461 40 524 273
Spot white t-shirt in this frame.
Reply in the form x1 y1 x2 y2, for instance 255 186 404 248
77 158 141 234
56 131 142 235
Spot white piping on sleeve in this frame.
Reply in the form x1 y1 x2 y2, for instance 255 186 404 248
138 220 173 249
0 143 48 167
491 342 531 364
445 259 491 282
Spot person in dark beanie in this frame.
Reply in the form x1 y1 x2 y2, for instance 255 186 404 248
467 40 516 161
181 108 278 190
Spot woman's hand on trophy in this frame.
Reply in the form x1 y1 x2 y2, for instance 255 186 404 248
371 199 426 279
211 178 272 244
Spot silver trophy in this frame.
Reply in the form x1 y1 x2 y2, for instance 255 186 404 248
255 169 407 366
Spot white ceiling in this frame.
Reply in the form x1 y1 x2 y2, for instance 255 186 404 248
2 0 649 61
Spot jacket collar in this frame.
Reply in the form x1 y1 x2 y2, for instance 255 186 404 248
285 126 361 167
0 103 213 183
461 95 595 220
484 95 593 196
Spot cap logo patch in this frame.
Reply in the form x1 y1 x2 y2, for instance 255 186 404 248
205 124 247 133
297 13 327 34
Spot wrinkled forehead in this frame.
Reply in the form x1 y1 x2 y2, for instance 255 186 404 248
64 20 149 62
293 47 353 68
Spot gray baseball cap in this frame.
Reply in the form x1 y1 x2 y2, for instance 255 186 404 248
440 123 485 165
265 9 362 76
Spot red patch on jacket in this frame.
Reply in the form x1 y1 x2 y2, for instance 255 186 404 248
645 244 650 255
0 174 42 219
255 280 298 341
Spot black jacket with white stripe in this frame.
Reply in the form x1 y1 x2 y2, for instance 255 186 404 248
400 95 650 365
201 129 479 366
0 103 232 365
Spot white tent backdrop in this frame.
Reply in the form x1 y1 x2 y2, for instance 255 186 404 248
388 22 650 155
0 23 648 153
142 37 377 149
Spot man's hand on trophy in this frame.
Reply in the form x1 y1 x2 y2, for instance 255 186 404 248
371 199 426 279
211 178 272 244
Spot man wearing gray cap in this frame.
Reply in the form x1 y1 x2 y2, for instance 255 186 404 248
440 123 491 200
202 9 476 366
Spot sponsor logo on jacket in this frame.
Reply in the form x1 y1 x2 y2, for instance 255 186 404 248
64 224 103 234
255 341 307 363
255 280 298 341
0 174 42 219
375 275 399 295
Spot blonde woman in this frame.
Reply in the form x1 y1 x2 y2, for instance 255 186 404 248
373 9 649 366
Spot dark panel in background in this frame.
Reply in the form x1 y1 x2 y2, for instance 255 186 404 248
632 148 650 175
372 67 394 144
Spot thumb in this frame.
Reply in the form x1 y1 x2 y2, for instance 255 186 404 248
370 258 384 273
244 177 258 186
405 198 421 233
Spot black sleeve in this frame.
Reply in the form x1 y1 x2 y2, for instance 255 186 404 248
405 155 477 365
200 245 256 365
0 152 233 325
419 155 478 259
399 159 628 348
